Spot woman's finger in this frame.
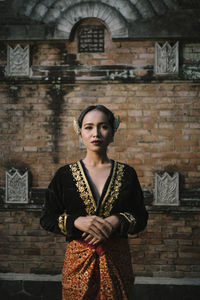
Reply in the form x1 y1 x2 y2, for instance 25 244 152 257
83 234 99 244
87 226 104 240
91 219 112 238
82 232 87 238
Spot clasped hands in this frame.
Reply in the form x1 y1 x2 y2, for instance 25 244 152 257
74 215 120 245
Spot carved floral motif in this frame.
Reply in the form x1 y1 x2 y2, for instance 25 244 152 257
155 42 179 75
5 44 31 77
155 172 179 206
5 168 29 203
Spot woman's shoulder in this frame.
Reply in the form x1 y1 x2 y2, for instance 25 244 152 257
113 161 141 188
53 161 80 178
114 160 137 176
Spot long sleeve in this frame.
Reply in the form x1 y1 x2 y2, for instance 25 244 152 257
40 162 148 240
40 166 83 239
113 165 148 236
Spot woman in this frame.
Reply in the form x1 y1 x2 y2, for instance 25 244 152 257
40 105 148 300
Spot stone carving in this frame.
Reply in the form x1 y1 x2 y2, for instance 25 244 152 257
109 70 135 80
155 172 179 206
5 168 29 203
182 65 200 80
155 42 179 75
5 44 31 77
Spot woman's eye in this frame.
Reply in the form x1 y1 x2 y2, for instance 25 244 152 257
102 125 108 130
85 126 92 130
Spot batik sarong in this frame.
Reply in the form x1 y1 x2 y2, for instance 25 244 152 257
62 237 134 300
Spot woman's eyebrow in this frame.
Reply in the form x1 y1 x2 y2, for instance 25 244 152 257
83 122 108 126
83 122 93 126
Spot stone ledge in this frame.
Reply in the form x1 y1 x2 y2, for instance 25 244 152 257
1 275 200 300
1 273 200 286
0 187 199 211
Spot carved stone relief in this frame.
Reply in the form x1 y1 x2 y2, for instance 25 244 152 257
5 44 32 77
155 42 179 75
109 70 135 80
5 168 29 203
155 172 179 206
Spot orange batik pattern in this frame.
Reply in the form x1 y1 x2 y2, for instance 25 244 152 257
62 237 134 300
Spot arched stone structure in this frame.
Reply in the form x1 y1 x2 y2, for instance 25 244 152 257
54 3 128 39
10 0 179 39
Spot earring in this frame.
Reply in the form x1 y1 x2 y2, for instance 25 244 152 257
73 118 81 135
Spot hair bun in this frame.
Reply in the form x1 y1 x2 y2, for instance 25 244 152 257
113 115 120 132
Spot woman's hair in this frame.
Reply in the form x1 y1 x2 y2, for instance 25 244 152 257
78 105 115 133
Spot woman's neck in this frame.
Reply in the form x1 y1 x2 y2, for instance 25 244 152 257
83 151 111 167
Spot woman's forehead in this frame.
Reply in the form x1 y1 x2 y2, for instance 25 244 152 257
82 110 109 124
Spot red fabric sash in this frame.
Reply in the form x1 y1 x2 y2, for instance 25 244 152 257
62 237 134 300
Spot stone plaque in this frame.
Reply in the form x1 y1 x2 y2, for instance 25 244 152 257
5 168 29 203
78 26 104 53
5 44 31 77
155 42 179 75
155 172 179 206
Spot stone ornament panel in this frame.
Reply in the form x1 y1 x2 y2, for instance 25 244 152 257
5 44 31 77
155 42 179 75
5 168 29 204
155 172 179 206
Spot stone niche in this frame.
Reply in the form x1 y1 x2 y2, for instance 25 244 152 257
154 172 179 206
5 168 29 204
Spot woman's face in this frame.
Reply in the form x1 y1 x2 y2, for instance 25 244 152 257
80 109 113 152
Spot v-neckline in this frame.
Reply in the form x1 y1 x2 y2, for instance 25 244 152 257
80 159 114 207
69 160 124 217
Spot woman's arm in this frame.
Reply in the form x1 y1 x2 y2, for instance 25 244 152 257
113 166 148 236
40 168 82 238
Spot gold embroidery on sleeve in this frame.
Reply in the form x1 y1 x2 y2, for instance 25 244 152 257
99 162 124 218
69 161 97 215
119 212 136 234
58 213 68 235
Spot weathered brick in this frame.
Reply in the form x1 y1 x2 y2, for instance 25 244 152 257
0 35 200 280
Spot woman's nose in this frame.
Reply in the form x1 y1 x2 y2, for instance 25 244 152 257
93 126 100 136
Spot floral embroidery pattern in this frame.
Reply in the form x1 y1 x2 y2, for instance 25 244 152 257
99 162 124 218
69 161 97 215
58 213 68 235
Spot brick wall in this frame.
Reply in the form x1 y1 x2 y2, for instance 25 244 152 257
1 208 200 278
0 36 200 278
0 82 199 189
131 209 200 278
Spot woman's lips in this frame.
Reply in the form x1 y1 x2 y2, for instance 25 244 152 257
91 140 102 145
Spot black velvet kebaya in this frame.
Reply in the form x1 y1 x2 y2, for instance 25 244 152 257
41 105 149 299
40 159 148 241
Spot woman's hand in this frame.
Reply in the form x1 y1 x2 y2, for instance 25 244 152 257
104 215 120 231
74 216 113 245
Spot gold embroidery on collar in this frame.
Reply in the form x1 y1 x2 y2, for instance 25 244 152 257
69 161 124 218
69 161 97 215
99 162 124 218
